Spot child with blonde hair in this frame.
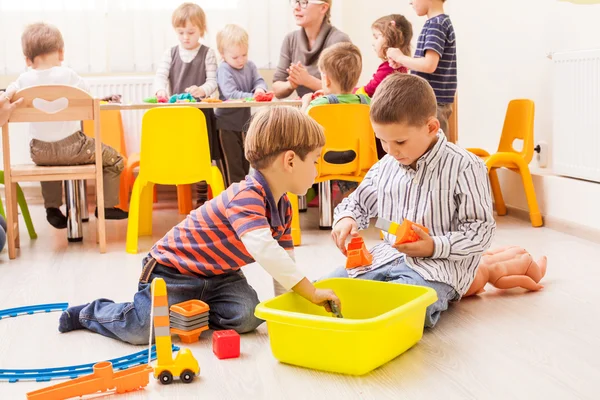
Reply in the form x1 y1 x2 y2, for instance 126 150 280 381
215 24 268 186
58 107 341 344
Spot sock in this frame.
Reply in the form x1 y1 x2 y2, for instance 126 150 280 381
58 304 88 333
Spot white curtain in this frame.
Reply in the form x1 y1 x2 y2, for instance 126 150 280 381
0 0 344 75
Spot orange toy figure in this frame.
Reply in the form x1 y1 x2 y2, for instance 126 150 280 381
375 217 429 245
465 246 547 296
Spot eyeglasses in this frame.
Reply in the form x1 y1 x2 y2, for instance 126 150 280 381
290 0 326 9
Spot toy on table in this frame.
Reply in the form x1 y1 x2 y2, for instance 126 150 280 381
327 300 343 319
465 246 548 296
375 217 429 245
311 90 325 101
201 98 223 103
143 96 168 104
254 91 274 102
213 330 240 360
169 299 210 344
243 97 255 102
26 362 152 400
151 278 200 385
345 236 373 269
168 93 198 103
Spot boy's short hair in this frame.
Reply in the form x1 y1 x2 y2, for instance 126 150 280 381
216 24 249 55
317 42 362 93
21 22 64 62
245 107 325 170
172 2 207 37
371 74 437 126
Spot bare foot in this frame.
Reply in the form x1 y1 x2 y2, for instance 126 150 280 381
537 256 547 278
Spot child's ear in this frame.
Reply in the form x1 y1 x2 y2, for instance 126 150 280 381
427 117 441 136
58 49 65 62
283 150 296 172
25 56 32 67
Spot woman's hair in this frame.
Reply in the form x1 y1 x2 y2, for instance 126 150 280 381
372 14 413 59
322 0 332 24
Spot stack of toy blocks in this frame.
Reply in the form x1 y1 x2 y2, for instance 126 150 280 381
169 300 210 344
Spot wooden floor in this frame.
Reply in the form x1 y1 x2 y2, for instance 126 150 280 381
0 204 599 399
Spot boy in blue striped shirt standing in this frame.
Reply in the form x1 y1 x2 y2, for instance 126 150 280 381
386 0 457 140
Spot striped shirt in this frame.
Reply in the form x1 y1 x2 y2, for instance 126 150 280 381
334 134 496 297
412 14 457 104
150 171 293 277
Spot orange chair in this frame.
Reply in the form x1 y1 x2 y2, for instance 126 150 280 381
467 99 543 227
290 103 378 245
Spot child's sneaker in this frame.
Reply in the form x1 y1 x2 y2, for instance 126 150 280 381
46 207 67 229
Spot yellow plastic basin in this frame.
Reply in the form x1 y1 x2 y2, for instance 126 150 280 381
255 278 437 375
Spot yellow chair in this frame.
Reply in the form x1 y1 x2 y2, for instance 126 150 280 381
126 107 225 254
467 99 543 227
290 104 378 245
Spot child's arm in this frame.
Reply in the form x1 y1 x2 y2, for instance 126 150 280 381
199 48 218 97
361 63 391 97
153 48 172 97
0 91 23 126
250 62 268 95
217 66 254 100
272 35 298 99
387 49 440 74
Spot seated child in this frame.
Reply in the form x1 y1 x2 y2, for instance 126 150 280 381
58 106 341 345
215 24 268 186
153 2 219 206
6 23 127 229
327 73 496 327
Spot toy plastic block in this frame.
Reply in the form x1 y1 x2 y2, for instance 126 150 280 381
171 326 209 344
394 220 429 245
170 300 210 318
213 330 240 359
345 237 373 269
254 92 274 102
374 218 399 235
26 362 152 400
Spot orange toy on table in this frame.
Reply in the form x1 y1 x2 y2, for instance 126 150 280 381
375 218 429 245
345 237 373 269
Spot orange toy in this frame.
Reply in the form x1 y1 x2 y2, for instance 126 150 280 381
375 217 429 245
465 246 547 296
201 98 223 103
169 300 210 344
26 362 152 400
345 237 373 269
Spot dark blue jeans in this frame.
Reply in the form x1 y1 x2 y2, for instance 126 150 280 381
79 259 263 345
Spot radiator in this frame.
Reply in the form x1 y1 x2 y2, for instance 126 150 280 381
86 76 154 156
553 49 600 183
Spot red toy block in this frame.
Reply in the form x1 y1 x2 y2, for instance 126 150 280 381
345 237 373 269
394 220 429 245
213 330 240 360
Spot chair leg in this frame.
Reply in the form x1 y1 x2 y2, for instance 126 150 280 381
177 185 193 215
16 183 37 240
10 183 20 250
139 182 154 237
210 166 225 197
5 181 17 259
519 166 543 227
0 195 4 218
288 192 302 246
126 179 150 254
488 168 507 216
118 172 129 211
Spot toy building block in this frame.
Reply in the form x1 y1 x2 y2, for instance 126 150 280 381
26 362 152 400
169 300 210 344
213 330 240 360
345 237 373 269
254 92 274 102
375 217 429 245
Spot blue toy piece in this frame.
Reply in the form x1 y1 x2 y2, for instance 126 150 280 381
168 93 197 103
0 303 68 319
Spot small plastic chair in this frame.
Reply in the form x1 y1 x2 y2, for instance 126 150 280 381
0 171 37 239
467 99 542 227
126 107 225 254
290 103 378 245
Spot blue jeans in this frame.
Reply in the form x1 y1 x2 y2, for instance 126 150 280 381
79 259 263 345
322 258 457 328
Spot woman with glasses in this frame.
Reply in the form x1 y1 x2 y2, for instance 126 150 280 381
273 0 351 99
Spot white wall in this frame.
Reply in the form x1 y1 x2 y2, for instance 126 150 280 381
340 0 600 232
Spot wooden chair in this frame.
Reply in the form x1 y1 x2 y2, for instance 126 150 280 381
2 85 106 259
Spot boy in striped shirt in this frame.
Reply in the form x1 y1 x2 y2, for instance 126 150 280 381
58 107 341 345
386 0 457 140
329 74 495 328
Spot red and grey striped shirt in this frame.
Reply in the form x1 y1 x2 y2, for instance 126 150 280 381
150 171 293 277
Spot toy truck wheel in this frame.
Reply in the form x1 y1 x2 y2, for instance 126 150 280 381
180 369 195 383
158 370 173 385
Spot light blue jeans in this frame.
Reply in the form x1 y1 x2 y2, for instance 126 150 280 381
79 259 263 345
322 258 457 328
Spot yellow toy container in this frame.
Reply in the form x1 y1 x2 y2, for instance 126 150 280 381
255 278 437 375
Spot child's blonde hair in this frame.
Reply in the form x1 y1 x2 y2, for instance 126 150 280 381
372 14 413 60
371 74 437 127
317 42 362 93
245 107 325 170
172 2 207 37
216 24 249 55
21 22 64 62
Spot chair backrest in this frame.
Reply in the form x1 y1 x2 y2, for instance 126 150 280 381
82 110 127 156
497 99 535 163
308 104 378 178
138 107 211 185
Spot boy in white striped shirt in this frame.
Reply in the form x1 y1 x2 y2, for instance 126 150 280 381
328 74 495 327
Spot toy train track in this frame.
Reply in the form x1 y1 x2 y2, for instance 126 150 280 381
0 302 179 383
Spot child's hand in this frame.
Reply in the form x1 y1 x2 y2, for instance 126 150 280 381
0 91 23 127
393 225 435 258
388 59 402 69
156 90 167 98
310 288 341 313
185 85 206 99
253 88 266 98
331 217 359 256
386 47 404 62
301 92 313 110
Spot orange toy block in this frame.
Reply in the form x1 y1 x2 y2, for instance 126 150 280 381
170 300 209 317
171 326 210 344
394 220 429 245
26 362 152 400
345 237 373 269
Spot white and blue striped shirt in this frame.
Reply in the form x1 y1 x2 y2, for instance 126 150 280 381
334 134 496 297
